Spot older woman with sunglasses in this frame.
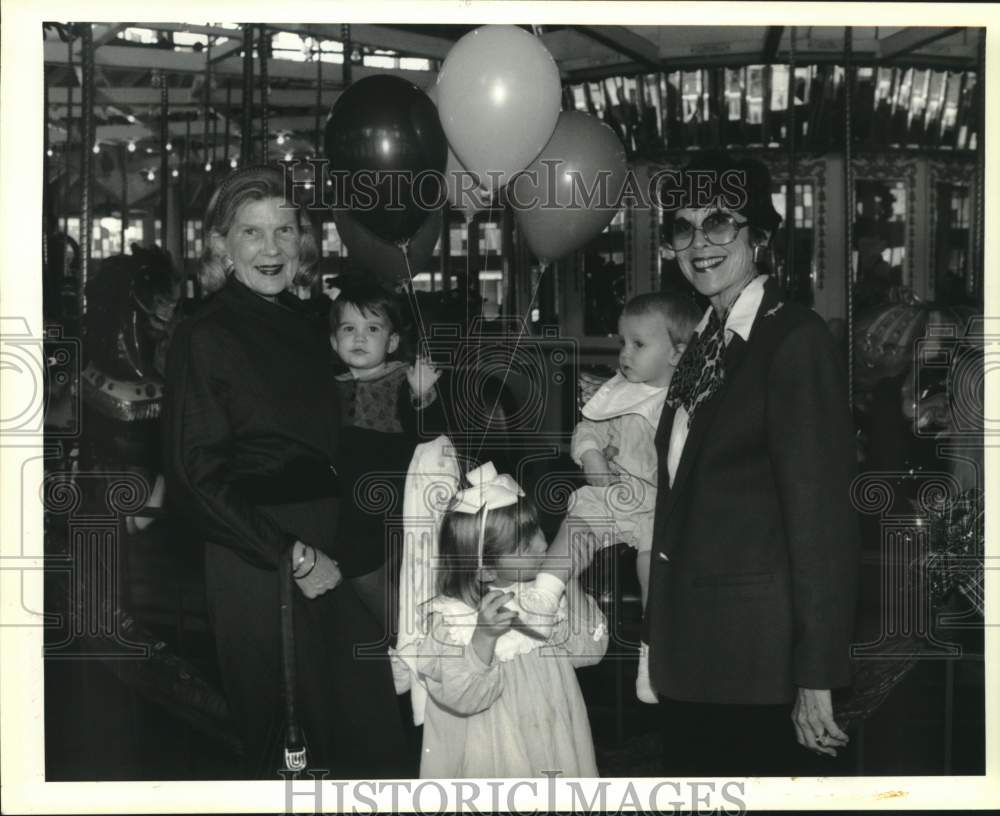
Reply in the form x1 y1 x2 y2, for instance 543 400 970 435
644 152 860 776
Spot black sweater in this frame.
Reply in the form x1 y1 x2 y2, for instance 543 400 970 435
164 278 341 570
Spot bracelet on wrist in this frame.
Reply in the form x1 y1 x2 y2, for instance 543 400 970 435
293 546 317 579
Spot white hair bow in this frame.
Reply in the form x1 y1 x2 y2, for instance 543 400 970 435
450 462 524 568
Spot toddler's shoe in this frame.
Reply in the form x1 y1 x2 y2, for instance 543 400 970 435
636 641 657 704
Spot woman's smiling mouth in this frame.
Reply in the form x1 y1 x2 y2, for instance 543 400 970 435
691 256 726 271
256 264 284 276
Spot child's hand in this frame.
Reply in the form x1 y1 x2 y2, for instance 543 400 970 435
471 590 516 664
407 354 441 401
476 590 516 639
581 449 620 487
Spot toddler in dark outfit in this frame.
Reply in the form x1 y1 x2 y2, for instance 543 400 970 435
329 279 444 638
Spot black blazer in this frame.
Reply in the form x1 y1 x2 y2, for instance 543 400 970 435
646 278 860 705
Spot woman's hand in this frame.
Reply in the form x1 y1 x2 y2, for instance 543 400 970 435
792 687 849 757
471 590 516 664
581 449 619 487
293 545 343 599
407 354 441 403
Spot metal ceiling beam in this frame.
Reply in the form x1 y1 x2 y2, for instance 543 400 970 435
876 27 965 61
570 25 661 72
762 26 784 63
136 22 241 39
93 23 128 49
49 86 343 110
43 41 435 86
209 39 244 65
69 23 129 59
325 24 454 59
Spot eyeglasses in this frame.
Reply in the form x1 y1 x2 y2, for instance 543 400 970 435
667 210 749 251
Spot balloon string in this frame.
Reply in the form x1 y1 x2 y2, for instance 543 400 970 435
401 240 429 354
470 261 548 467
403 235 464 479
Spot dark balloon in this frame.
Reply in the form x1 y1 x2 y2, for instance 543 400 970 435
324 75 448 245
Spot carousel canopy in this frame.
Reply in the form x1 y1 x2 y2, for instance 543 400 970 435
43 23 981 213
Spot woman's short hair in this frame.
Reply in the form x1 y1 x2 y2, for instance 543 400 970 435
200 163 319 294
657 150 782 247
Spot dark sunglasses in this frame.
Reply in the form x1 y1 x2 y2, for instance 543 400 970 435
667 210 749 251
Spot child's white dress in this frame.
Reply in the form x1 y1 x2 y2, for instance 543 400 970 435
416 581 608 778
569 373 667 552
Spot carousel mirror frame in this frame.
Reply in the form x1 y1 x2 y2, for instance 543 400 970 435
758 155 827 294
849 153 918 291
928 157 978 303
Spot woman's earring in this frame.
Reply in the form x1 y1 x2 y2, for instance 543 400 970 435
223 255 234 273
752 244 762 265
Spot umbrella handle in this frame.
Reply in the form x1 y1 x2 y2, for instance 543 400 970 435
280 551 307 771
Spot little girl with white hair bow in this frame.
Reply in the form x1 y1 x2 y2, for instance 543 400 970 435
412 461 609 779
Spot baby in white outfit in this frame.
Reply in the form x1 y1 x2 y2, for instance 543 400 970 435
565 291 701 702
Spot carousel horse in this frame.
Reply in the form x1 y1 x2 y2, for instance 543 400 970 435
81 242 180 430
836 301 983 734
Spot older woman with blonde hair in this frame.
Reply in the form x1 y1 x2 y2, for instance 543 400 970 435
164 164 409 778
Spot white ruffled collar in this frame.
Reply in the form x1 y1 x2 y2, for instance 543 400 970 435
423 583 567 663
581 372 668 426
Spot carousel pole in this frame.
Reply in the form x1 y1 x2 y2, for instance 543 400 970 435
259 26 270 163
341 25 352 84
64 34 74 235
157 69 169 248
972 29 985 300
119 143 129 250
225 80 232 167
785 27 796 298
440 213 452 291
314 34 322 156
203 35 213 173
241 24 255 165
844 27 856 406
183 115 191 260
43 63 50 272
79 23 95 323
